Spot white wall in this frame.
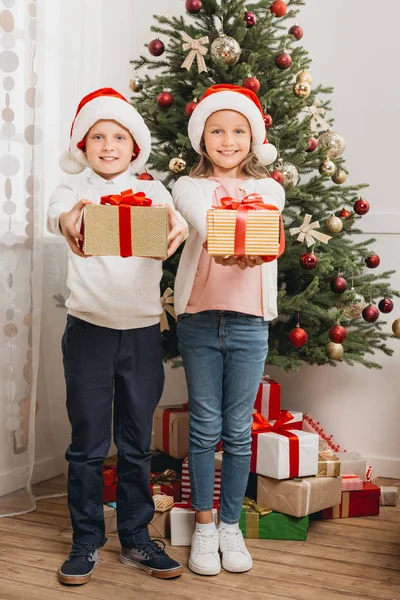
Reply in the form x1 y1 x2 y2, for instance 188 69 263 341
13 0 399 494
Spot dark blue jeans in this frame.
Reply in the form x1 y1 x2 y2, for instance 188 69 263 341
62 315 164 548
177 311 269 524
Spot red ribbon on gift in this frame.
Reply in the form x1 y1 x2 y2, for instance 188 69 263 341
250 411 300 478
254 377 281 420
162 404 189 454
217 193 285 262
100 189 152 258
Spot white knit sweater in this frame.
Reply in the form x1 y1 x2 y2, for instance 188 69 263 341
47 170 184 330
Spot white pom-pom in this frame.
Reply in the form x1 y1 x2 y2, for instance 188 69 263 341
253 142 278 166
59 150 86 174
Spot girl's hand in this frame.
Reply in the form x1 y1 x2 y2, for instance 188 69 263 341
212 254 237 267
235 255 264 270
167 204 187 258
59 199 92 258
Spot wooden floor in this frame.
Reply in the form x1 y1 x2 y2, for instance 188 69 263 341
0 477 399 600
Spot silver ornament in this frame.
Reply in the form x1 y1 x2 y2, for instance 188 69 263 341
129 78 143 92
342 289 368 319
318 130 346 159
211 34 241 67
319 158 336 176
275 160 299 189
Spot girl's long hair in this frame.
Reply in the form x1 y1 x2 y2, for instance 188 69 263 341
190 136 268 179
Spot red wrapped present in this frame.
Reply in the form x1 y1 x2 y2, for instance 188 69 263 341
341 474 363 492
102 464 117 503
149 470 181 502
320 482 380 519
182 452 222 503
254 376 281 420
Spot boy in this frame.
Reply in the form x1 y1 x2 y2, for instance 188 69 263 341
47 88 186 585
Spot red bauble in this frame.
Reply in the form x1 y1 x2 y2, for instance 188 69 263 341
300 252 318 270
289 326 308 347
288 23 303 40
329 324 347 343
242 76 260 93
338 208 352 219
157 91 174 109
330 276 348 294
365 254 380 269
270 0 287 17
185 101 198 117
263 112 273 129
378 298 394 313
353 197 370 215
137 172 154 180
148 39 165 56
185 0 202 13
244 10 257 27
275 52 292 70
306 137 318 153
362 305 379 323
270 170 284 185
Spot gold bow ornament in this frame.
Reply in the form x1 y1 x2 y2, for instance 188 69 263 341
181 32 209 73
290 214 332 247
302 99 330 133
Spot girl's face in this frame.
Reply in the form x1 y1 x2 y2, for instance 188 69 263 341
203 110 252 178
84 119 135 180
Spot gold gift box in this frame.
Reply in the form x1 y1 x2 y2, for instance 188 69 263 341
206 208 280 256
317 451 341 477
83 204 168 258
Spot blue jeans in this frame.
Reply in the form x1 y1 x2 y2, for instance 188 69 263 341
177 310 269 524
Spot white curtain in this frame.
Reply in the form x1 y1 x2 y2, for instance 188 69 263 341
0 0 105 517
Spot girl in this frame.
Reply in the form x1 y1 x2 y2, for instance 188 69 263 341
172 84 285 576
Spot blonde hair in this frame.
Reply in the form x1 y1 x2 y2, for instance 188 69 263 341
190 135 268 179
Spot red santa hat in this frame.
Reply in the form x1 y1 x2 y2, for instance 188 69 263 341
59 87 151 175
188 84 277 166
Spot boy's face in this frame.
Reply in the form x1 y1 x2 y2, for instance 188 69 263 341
84 120 135 180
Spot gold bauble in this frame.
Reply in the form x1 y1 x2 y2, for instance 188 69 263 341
325 342 344 360
293 81 311 99
318 130 346 159
275 160 299 189
169 156 187 173
331 167 348 184
319 159 336 176
129 78 143 92
392 318 400 337
296 71 312 85
342 289 367 319
325 215 343 234
211 34 241 67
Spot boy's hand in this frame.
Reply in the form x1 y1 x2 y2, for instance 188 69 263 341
167 204 187 258
59 199 92 258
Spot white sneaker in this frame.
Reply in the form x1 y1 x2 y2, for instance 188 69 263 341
219 527 253 573
188 529 221 576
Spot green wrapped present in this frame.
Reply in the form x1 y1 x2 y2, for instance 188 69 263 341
239 498 308 541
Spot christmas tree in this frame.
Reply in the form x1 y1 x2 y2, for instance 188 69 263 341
131 0 399 369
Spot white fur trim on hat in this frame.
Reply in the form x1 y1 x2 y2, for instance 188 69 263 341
188 90 277 166
60 96 151 174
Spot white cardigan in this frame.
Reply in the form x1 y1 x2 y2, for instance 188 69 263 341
172 176 285 321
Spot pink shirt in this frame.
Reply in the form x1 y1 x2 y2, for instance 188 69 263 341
185 177 263 316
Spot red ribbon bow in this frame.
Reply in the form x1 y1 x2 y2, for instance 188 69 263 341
217 194 285 261
251 411 300 478
99 189 152 257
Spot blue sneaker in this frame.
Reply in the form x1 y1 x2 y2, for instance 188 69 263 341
120 539 183 578
58 542 99 585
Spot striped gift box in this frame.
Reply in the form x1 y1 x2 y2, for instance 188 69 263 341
182 453 222 502
341 474 363 491
206 208 280 256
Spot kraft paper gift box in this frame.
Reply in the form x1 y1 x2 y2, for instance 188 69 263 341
380 486 398 506
149 470 181 502
206 196 281 257
341 474 363 492
334 451 367 481
182 452 222 503
170 506 218 546
153 404 189 459
82 190 168 258
257 474 342 518
317 451 341 477
320 482 380 519
239 503 309 541
106 501 172 538
104 503 117 534
253 376 281 420
250 412 319 480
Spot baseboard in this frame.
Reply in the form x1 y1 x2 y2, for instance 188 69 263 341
365 456 400 479
0 455 65 498
31 455 66 485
